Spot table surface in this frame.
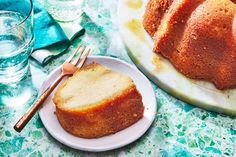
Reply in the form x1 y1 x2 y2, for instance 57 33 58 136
0 0 235 156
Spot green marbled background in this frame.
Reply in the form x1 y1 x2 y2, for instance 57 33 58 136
0 0 235 156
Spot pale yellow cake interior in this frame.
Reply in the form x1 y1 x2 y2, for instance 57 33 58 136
56 63 134 109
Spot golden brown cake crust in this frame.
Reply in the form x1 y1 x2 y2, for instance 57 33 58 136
143 0 236 89
55 86 144 138
143 0 173 37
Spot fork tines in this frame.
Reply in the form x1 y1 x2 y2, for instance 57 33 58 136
66 45 91 67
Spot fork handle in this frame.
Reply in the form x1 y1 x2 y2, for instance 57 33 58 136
14 74 65 132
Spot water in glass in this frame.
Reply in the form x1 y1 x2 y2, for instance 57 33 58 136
0 10 34 83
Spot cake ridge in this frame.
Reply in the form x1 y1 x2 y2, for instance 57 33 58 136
153 0 205 55
143 0 174 37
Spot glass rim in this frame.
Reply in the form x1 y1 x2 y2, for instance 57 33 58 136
17 0 33 26
2 0 34 27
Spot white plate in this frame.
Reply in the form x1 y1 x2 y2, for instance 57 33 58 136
39 56 157 152
118 0 236 116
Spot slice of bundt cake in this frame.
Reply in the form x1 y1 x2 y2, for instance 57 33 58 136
53 62 144 138
143 0 236 90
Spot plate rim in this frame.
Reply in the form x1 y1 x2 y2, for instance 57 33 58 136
39 55 157 152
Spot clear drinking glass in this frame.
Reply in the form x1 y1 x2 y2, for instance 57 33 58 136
45 0 82 22
0 0 34 83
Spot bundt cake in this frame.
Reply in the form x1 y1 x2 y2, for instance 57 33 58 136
53 62 144 138
143 0 236 90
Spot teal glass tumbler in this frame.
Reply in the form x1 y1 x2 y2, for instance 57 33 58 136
0 0 34 83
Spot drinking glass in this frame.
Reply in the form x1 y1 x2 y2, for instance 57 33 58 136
45 0 82 22
0 0 34 83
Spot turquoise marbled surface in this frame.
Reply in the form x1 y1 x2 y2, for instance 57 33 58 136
0 0 236 156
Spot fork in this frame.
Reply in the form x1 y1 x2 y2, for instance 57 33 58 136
14 45 90 132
